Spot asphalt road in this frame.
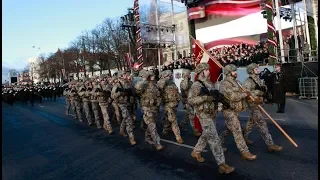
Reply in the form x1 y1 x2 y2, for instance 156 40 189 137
2 96 318 180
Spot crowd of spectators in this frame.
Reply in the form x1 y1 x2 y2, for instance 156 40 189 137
157 42 270 72
211 42 269 67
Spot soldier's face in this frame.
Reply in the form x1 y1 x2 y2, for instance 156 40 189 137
254 67 259 75
150 76 155 81
231 71 237 78
276 66 281 72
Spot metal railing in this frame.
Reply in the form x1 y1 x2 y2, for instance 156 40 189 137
298 77 318 99
276 48 318 62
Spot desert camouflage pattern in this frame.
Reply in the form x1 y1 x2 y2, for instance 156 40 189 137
188 74 225 165
242 67 275 146
179 73 195 130
219 74 249 153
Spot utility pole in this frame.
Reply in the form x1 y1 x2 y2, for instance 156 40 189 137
275 0 285 63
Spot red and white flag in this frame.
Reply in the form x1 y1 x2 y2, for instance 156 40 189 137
192 38 223 132
188 0 261 19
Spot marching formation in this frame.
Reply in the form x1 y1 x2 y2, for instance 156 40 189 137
2 63 285 175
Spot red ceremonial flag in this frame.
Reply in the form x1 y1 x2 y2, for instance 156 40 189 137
192 38 223 132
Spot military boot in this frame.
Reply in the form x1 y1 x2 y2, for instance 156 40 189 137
191 151 205 162
268 144 283 152
218 163 235 174
130 137 136 145
156 144 164 151
120 131 128 137
176 136 184 144
241 151 257 160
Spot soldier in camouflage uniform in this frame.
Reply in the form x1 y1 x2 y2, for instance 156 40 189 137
137 69 147 130
188 63 234 174
79 79 94 126
91 80 103 129
157 70 184 144
97 74 113 134
242 63 283 152
179 69 201 137
112 71 136 145
64 83 72 115
69 81 83 121
135 70 164 151
110 76 122 125
219 64 256 160
125 71 137 124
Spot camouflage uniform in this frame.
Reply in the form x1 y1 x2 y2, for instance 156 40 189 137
157 70 183 144
188 63 234 174
126 72 137 123
242 63 283 152
79 80 94 125
180 69 200 136
110 77 122 124
219 64 256 160
63 85 72 115
69 83 83 121
91 81 102 129
135 71 164 150
111 71 136 145
98 75 113 134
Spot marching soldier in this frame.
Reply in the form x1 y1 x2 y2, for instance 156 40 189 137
110 76 122 125
135 70 164 150
219 64 257 161
112 71 136 145
91 80 103 129
157 70 184 144
79 79 94 126
179 69 200 137
69 81 83 121
242 63 283 152
188 63 234 174
98 75 113 134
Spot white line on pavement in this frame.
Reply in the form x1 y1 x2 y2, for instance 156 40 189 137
288 98 318 108
39 105 44 108
160 138 208 152
239 115 286 121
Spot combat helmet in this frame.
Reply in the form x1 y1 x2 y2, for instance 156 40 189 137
247 63 259 74
160 70 172 78
139 69 147 77
224 64 237 75
195 63 210 74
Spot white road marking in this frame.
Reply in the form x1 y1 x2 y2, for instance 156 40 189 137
240 115 286 121
160 138 208 152
288 98 318 108
69 114 76 117
39 105 44 108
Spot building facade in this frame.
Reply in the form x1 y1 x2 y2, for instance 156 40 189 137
159 10 191 62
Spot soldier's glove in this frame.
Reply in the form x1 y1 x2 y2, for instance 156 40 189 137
245 90 252 97
206 96 214 102
254 97 263 104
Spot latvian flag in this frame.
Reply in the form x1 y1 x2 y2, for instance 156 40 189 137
125 53 134 68
188 0 262 19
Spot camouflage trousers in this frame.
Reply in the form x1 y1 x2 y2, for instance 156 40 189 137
71 99 83 121
82 101 93 124
128 105 136 121
112 101 121 124
194 112 225 165
220 110 249 153
163 104 182 139
91 102 102 128
180 101 195 130
99 102 112 131
118 104 135 139
244 109 274 146
142 107 161 146
66 98 72 114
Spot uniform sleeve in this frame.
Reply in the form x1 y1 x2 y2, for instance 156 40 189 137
180 79 187 92
220 81 247 102
187 82 208 106
135 81 146 95
111 83 121 99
